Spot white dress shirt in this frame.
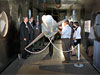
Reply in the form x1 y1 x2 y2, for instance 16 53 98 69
73 26 81 39
61 24 71 39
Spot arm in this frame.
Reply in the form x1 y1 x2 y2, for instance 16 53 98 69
58 29 62 35
76 27 81 37
20 23 26 41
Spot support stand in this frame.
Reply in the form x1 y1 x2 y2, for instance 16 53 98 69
74 44 84 68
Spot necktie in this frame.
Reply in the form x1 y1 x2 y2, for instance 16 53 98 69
26 24 30 33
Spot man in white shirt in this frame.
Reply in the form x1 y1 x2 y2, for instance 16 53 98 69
58 20 71 63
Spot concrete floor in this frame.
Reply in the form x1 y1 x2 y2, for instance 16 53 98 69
1 40 99 75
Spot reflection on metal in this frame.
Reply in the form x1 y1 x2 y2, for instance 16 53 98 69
18 5 22 29
29 9 31 19
0 11 8 37
74 63 84 68
73 9 75 22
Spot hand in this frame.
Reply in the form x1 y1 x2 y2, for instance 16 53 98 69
58 30 60 32
58 30 62 35
24 38 27 41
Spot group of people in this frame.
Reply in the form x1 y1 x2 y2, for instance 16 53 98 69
20 17 41 59
20 16 81 61
58 20 81 63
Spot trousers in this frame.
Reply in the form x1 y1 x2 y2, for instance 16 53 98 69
62 38 70 61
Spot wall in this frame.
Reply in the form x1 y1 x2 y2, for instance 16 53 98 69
0 0 39 72
32 8 38 21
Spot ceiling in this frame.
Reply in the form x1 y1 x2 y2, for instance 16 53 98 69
44 0 95 9
1 0 99 11
5 0 100 16
33 0 99 12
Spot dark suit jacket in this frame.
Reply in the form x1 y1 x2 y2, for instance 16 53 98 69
28 22 34 42
20 22 30 50
33 25 41 38
32 20 36 27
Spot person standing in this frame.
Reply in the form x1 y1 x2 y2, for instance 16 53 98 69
58 20 71 63
20 17 30 59
28 17 35 52
69 21 74 49
73 22 81 55
73 22 81 46
32 17 36 27
33 21 41 49
28 17 35 42
34 21 41 38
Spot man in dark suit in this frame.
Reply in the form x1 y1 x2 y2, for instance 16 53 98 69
32 17 36 27
34 21 41 38
33 21 41 49
28 17 34 52
28 17 34 42
20 17 30 59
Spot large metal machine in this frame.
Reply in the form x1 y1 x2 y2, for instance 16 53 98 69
25 15 68 54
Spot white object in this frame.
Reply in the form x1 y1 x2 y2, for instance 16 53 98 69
61 24 71 39
0 11 8 37
0 20 5 32
42 15 58 37
78 44 80 60
74 63 84 68
84 20 91 33
73 26 81 39
74 44 84 68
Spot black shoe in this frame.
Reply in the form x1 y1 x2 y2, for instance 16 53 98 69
66 61 70 63
62 61 70 63
27 55 30 57
62 61 67 63
22 56 27 59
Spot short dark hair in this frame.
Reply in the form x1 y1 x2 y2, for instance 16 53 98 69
23 16 28 19
74 22 79 26
65 20 69 24
29 16 34 19
70 21 73 24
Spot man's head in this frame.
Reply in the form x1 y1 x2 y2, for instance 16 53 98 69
69 21 73 27
36 21 39 25
29 17 34 23
23 17 28 23
64 20 69 26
